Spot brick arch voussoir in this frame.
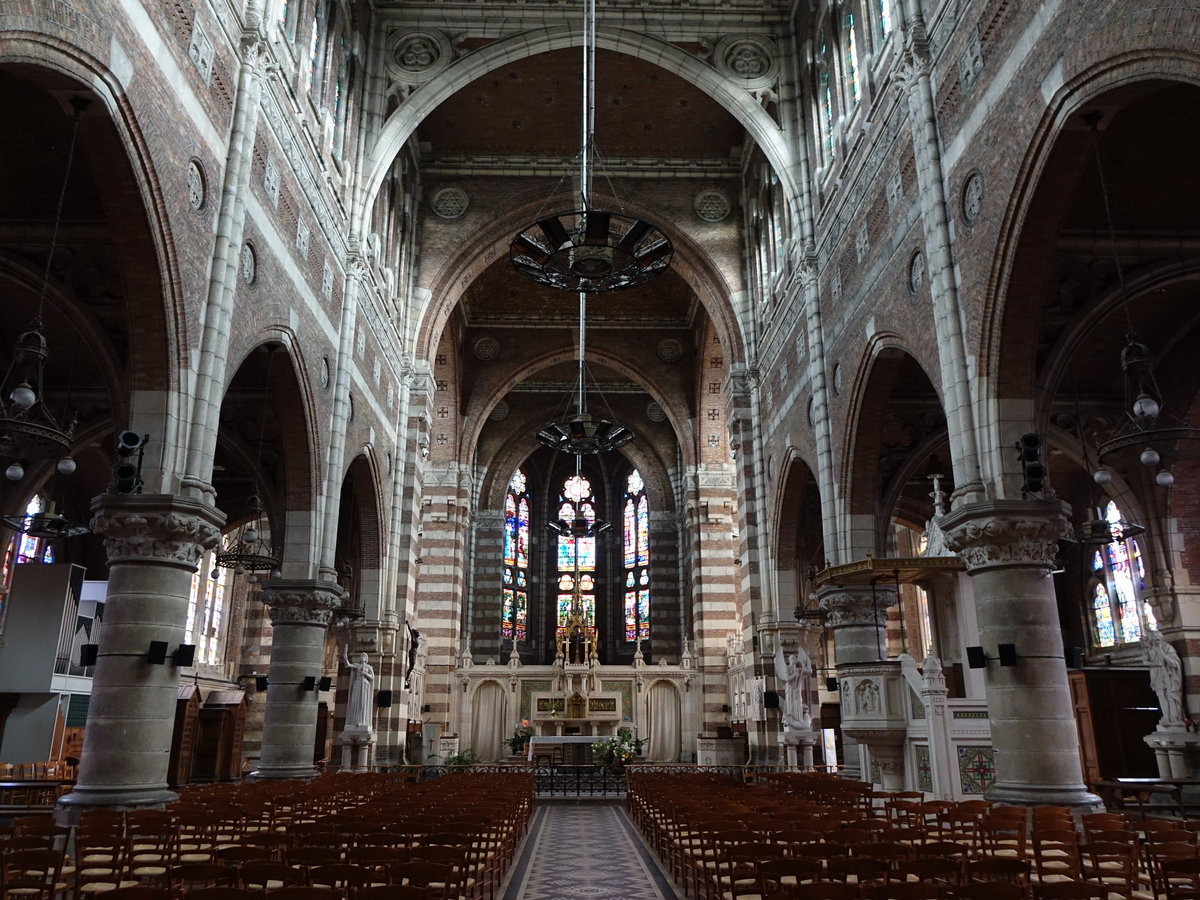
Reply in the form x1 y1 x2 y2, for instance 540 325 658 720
840 336 944 524
982 47 1200 403
0 38 186 462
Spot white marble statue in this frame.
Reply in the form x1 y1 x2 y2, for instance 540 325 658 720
1145 629 1185 727
343 647 376 729
774 644 813 731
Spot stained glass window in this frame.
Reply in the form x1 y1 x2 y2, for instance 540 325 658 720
844 14 860 105
879 0 892 37
816 30 835 165
1089 500 1154 647
184 548 227 666
502 469 529 641
623 470 651 642
556 474 598 635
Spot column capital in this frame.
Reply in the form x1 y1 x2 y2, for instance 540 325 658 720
89 494 224 570
942 499 1071 573
260 579 344 627
817 585 896 627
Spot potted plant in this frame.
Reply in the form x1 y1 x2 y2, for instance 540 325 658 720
507 722 534 755
591 727 646 772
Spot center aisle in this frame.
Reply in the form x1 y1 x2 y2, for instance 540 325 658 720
502 802 682 900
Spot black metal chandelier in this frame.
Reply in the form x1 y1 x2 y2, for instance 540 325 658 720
1082 111 1200 491
509 0 672 293
0 498 88 540
215 348 281 580
1 102 85 485
536 291 633 455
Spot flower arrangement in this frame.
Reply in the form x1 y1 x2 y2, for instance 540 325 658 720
507 721 535 754
591 726 646 770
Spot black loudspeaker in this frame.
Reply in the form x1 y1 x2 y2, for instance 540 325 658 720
826 677 840 692
997 643 1018 667
174 643 196 667
114 462 141 494
966 646 988 669
317 676 332 692
763 690 780 709
79 644 99 667
377 690 393 709
421 704 432 713
721 704 730 713
147 640 169 665
1065 646 1084 669
255 675 269 692
302 675 317 692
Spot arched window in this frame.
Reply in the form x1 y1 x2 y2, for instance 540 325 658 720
556 474 597 636
815 29 835 166
304 3 326 96
0 495 56 636
878 0 892 39
622 470 650 642
185 549 227 666
843 13 860 106
1090 500 1156 647
501 469 530 642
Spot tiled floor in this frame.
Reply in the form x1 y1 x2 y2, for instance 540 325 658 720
502 801 681 900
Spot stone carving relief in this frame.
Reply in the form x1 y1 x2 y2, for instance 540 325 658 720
489 400 510 422
261 582 344 627
473 336 500 361
645 401 666 423
91 500 222 568
855 679 881 714
657 338 684 363
241 242 257 285
944 506 1071 571
819 590 880 626
957 27 984 93
909 250 926 294
186 160 206 211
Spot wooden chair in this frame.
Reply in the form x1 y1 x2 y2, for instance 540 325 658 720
236 861 307 893
0 847 64 900
757 857 824 895
168 862 238 896
307 863 372 895
867 882 940 900
954 885 1025 900
182 890 262 900
1033 881 1108 899
1160 856 1200 899
75 825 138 898
102 889 175 900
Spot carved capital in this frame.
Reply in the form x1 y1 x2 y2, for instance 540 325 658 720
90 494 224 570
818 587 896 627
942 500 1071 572
261 579 344 627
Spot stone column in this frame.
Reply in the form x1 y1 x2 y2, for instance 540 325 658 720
58 494 222 816
943 500 1101 809
819 587 893 780
252 579 343 780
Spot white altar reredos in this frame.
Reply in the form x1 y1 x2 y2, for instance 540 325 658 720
454 647 701 762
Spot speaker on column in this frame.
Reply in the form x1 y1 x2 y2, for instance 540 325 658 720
966 646 987 669
763 690 780 709
377 690 393 708
79 644 99 667
997 643 1018 667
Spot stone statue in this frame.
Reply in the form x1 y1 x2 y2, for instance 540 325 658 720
774 644 813 731
1145 629 1185 728
343 647 375 730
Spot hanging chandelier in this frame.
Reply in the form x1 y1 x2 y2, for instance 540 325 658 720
1 101 86 483
215 348 281 580
536 291 633 455
509 0 672 293
214 493 280 580
1083 111 1200 490
0 498 88 540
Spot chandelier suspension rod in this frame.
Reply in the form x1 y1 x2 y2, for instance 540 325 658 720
577 291 587 416
1084 112 1135 343
580 0 596 210
37 102 86 327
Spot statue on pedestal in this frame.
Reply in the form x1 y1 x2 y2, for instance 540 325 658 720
343 646 375 730
774 644 813 732
1145 629 1185 728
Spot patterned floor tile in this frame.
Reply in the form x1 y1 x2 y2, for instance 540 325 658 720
503 802 680 900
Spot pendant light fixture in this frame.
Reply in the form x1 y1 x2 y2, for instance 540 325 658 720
1084 111 1200 489
0 100 86 484
509 0 672 293
215 346 282 581
536 291 633 455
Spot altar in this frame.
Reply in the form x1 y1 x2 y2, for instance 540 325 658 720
531 689 622 736
527 734 604 765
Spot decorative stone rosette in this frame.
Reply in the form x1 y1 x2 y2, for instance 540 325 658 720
712 35 779 92
385 29 454 86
